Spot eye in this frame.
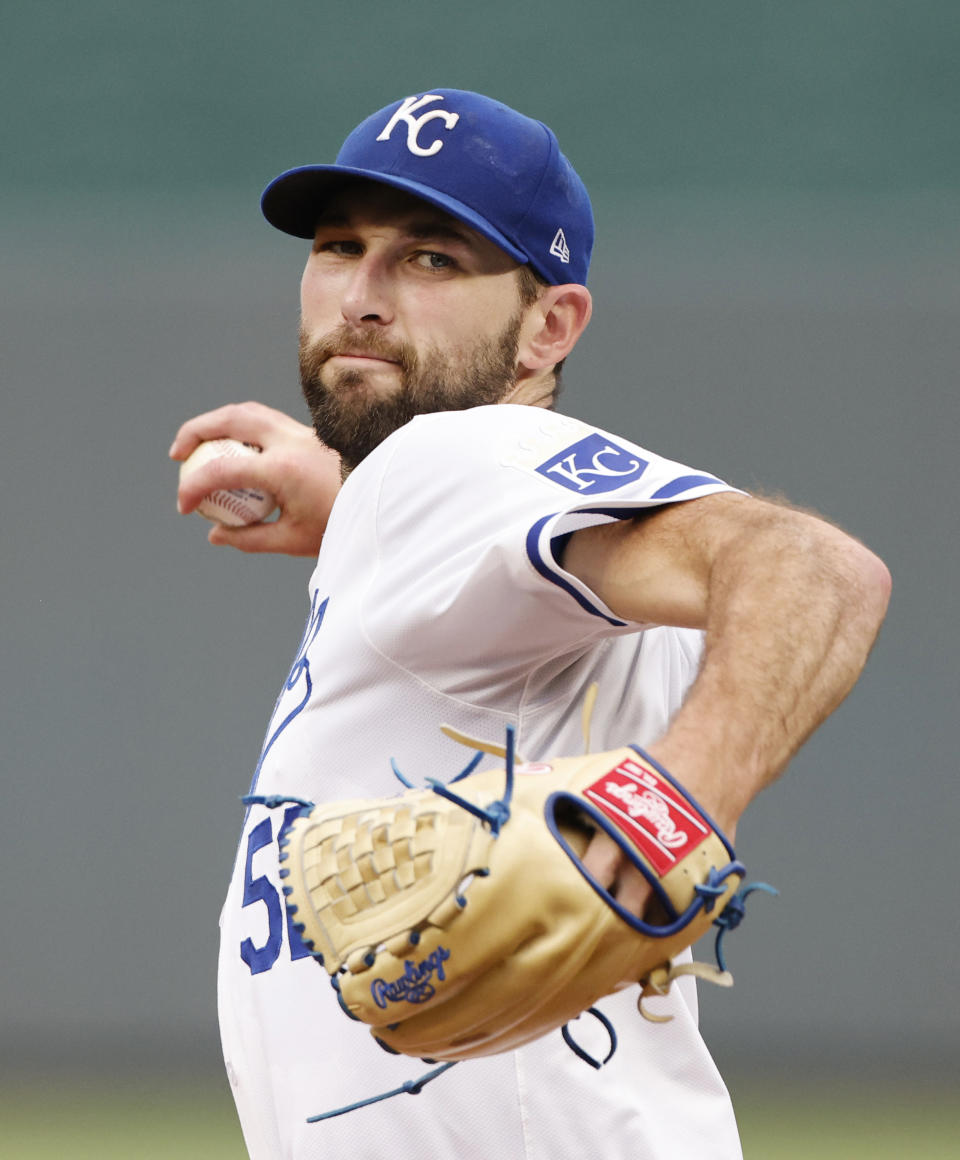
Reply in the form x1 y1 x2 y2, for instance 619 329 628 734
413 250 456 271
314 239 364 256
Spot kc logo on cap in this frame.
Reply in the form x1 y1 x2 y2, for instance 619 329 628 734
375 94 461 158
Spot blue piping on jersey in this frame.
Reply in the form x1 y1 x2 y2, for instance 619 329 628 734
524 478 724 626
650 474 723 500
525 515 628 627
245 593 329 809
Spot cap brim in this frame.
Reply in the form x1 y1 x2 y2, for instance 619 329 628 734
261 164 529 266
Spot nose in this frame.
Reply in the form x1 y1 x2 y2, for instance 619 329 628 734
340 256 394 327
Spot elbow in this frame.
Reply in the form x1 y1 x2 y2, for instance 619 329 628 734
785 509 892 635
868 548 892 609
868 550 893 627
773 505 892 623
841 539 892 635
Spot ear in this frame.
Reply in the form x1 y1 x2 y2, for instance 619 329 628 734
518 284 593 371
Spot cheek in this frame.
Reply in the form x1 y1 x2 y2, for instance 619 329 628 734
408 290 511 350
299 268 314 320
300 267 322 317
300 264 340 324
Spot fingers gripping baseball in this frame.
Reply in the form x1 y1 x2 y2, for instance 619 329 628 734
170 402 342 556
179 439 278 526
170 400 304 461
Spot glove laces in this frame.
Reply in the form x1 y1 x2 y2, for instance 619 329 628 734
390 723 520 837
637 880 779 1022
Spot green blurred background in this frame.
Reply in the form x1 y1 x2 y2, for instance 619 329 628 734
3 2 958 1155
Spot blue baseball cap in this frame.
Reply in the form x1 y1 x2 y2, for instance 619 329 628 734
261 89 594 286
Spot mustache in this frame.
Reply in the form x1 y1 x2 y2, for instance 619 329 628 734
299 325 416 371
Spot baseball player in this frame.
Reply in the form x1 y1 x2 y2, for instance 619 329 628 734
171 90 890 1159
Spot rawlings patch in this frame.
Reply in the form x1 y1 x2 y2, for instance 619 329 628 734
583 758 710 876
535 433 648 494
370 947 451 1008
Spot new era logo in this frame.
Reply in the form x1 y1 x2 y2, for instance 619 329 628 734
550 228 570 264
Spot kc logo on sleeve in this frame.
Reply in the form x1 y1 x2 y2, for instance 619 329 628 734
536 433 648 494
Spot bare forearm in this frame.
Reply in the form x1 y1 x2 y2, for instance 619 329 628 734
569 492 890 909
648 508 891 831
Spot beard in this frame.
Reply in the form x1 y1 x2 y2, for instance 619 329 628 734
299 314 523 472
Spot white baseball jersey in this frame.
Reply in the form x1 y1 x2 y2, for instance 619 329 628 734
218 404 744 1159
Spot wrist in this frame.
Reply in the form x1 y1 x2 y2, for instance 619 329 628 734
641 744 742 842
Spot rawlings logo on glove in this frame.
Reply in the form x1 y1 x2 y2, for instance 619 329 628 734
371 947 452 1008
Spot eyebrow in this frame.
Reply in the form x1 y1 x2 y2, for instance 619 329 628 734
408 221 475 245
315 212 477 248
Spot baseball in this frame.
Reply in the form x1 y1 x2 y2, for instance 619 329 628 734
179 438 278 526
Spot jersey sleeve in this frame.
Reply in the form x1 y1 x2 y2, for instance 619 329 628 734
360 405 739 689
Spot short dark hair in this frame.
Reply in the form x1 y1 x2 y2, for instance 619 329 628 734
516 264 547 307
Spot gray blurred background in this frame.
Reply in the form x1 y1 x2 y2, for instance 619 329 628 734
3 0 958 1118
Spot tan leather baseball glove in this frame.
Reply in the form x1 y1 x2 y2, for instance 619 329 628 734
280 727 759 1065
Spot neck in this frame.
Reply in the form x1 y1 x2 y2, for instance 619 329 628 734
502 369 556 410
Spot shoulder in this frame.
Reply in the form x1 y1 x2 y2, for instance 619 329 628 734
372 405 652 490
387 404 585 458
351 406 587 503
355 404 733 515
